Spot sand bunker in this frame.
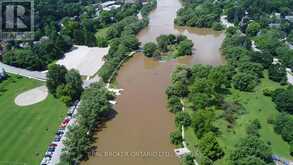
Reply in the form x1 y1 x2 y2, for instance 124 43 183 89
15 86 48 106
57 45 109 77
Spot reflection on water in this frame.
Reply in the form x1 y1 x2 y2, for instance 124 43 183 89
83 0 225 164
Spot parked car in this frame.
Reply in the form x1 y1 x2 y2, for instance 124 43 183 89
49 143 57 147
45 151 54 156
54 136 62 142
47 148 55 152
56 130 64 136
48 147 55 152
58 127 65 131
45 155 52 160
63 118 70 124
41 157 50 165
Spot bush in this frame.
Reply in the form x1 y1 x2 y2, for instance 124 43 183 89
246 119 261 137
274 113 293 142
167 96 183 113
175 39 193 57
143 42 158 57
232 73 258 91
175 112 192 127
183 154 195 165
170 130 183 145
268 64 287 83
212 22 224 31
263 88 274 96
272 87 293 114
199 132 224 161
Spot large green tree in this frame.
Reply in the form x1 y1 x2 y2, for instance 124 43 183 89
199 132 224 161
232 72 258 91
230 136 273 164
192 110 216 138
46 64 67 95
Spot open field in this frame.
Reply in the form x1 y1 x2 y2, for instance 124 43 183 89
0 75 67 165
184 72 293 164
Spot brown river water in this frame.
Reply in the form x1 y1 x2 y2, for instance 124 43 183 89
83 0 225 165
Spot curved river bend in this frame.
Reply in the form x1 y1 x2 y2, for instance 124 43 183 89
83 0 225 165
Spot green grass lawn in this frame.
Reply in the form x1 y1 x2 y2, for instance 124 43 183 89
184 72 292 164
0 75 67 165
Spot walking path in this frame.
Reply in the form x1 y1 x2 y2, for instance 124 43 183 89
173 100 199 165
0 62 47 81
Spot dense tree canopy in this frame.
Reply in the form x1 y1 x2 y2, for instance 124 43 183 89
175 1 222 28
272 87 293 114
199 132 224 161
232 72 258 91
47 64 83 106
230 136 273 165
192 110 216 138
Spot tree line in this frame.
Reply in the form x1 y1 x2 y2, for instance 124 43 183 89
174 0 223 30
98 16 148 81
60 82 114 163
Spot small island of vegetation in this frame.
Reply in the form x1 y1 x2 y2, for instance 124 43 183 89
143 34 193 60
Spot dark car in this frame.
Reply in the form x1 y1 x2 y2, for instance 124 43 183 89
56 130 64 136
47 147 55 152
54 136 62 142
45 154 52 159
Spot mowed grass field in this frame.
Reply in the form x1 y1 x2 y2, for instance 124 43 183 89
0 75 67 165
184 72 293 164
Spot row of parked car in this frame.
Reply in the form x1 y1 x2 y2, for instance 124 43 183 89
41 102 79 165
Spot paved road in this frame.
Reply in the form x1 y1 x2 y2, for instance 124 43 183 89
0 62 47 81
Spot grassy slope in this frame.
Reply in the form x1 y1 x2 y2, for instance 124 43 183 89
0 75 67 165
184 72 292 164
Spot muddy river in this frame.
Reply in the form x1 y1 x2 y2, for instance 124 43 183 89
83 0 225 164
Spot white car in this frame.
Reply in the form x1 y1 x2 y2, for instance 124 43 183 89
40 157 51 165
